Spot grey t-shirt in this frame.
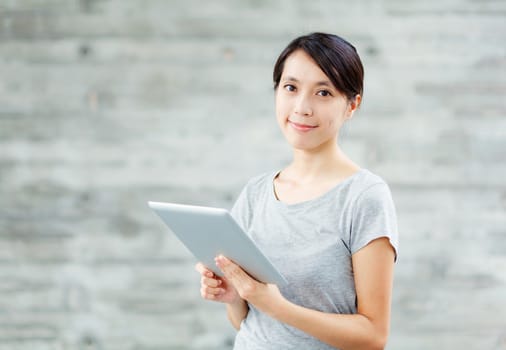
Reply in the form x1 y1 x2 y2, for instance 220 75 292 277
230 168 399 350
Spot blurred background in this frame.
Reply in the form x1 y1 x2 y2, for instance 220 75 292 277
1 0 505 349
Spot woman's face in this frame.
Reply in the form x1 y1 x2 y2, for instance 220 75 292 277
275 49 359 152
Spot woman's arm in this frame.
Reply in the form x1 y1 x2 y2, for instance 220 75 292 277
195 262 249 330
226 299 249 330
215 237 395 350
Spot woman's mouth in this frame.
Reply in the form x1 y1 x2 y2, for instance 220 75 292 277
288 120 318 132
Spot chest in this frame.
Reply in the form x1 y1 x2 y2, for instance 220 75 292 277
273 178 345 205
247 203 352 287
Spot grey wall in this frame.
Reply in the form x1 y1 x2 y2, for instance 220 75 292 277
1 1 505 349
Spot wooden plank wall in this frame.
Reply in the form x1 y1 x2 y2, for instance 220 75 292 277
0 1 505 349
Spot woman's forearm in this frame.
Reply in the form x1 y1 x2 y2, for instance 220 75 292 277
273 299 388 350
226 299 249 330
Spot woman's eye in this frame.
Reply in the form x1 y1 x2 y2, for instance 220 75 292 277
317 90 331 97
284 84 296 92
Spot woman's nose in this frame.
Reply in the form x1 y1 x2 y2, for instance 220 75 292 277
294 94 313 117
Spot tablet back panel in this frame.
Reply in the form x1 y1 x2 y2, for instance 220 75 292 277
148 201 287 285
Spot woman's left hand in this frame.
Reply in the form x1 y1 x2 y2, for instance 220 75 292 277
215 255 286 318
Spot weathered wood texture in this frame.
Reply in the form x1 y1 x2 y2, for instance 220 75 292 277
0 1 505 349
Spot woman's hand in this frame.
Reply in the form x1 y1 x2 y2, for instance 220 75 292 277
195 262 242 305
214 255 286 318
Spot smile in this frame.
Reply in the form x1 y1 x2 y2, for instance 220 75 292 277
288 120 318 132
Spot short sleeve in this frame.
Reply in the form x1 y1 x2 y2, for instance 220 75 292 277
350 183 399 261
229 173 270 232
230 184 250 232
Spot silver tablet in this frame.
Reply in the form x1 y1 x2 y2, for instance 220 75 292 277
148 201 287 286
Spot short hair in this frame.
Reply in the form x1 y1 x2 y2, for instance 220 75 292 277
273 32 364 103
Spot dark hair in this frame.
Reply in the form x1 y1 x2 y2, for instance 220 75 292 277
273 32 364 103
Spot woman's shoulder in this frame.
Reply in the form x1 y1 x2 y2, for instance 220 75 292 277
355 168 389 186
231 171 275 216
347 168 392 199
242 171 277 191
233 171 276 204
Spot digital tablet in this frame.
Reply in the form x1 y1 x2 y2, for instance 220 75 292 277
148 201 288 286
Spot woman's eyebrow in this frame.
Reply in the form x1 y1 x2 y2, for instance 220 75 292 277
282 76 300 83
282 76 333 87
315 81 333 87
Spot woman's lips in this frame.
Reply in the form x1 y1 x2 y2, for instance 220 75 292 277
288 120 318 132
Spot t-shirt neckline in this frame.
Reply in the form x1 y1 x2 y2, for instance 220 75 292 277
270 168 367 210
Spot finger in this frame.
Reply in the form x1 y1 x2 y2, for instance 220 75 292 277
202 286 225 295
215 255 256 291
201 276 222 288
201 287 216 300
215 255 244 277
195 263 214 277
195 262 205 273
200 286 225 299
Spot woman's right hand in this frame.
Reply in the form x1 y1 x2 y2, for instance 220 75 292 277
195 262 242 305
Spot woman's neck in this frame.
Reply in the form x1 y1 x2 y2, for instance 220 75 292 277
285 144 360 184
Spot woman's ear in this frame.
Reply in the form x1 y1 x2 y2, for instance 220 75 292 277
346 94 361 120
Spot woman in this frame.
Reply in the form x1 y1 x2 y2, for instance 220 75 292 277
195 32 398 350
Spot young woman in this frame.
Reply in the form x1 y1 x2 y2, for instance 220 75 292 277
195 32 398 350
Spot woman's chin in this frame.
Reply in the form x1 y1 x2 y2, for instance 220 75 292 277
286 139 319 152
284 135 336 153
